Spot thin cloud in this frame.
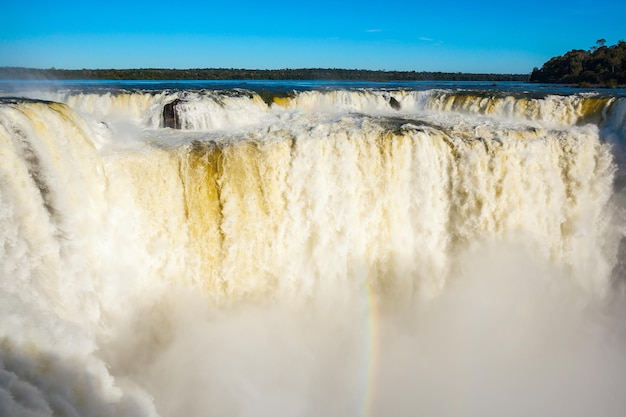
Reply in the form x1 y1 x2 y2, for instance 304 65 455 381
366 29 383 33
419 36 443 46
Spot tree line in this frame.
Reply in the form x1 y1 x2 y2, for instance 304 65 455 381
530 40 626 87
0 67 528 82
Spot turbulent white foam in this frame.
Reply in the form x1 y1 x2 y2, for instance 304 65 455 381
7 88 621 133
1 88 625 417
604 97 626 142
172 91 271 131
277 89 429 114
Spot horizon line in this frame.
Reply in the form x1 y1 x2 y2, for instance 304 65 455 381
0 66 531 76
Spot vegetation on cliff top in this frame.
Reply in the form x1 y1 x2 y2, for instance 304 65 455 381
8 41 626 88
530 40 626 87
0 67 528 82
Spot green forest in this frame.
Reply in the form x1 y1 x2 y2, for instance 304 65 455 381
530 40 626 87
0 67 527 82
4 41 626 87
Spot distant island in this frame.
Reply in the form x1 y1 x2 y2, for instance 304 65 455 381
531 40 626 87
0 67 528 82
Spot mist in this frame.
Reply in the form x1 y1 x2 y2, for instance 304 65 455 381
2 86 626 417
92 240 626 417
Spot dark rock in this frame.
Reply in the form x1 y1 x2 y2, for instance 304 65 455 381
389 96 401 110
163 99 181 129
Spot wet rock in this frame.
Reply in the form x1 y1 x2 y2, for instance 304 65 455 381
389 96 401 110
163 99 181 129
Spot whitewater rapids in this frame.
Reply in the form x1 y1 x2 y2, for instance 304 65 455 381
1 82 626 417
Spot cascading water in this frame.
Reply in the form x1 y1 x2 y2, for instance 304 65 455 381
1 82 626 417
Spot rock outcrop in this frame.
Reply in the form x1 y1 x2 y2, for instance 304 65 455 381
389 96 401 110
163 99 182 129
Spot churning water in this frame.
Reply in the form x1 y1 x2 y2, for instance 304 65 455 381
1 81 626 417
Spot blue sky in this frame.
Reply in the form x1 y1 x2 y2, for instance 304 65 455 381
1 0 625 73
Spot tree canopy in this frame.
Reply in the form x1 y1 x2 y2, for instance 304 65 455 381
530 40 626 87
0 67 528 82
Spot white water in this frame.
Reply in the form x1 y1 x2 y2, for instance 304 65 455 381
1 88 626 417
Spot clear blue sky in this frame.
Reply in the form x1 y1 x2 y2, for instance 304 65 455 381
1 0 625 74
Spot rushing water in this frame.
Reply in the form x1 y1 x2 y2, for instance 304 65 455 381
1 80 626 417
